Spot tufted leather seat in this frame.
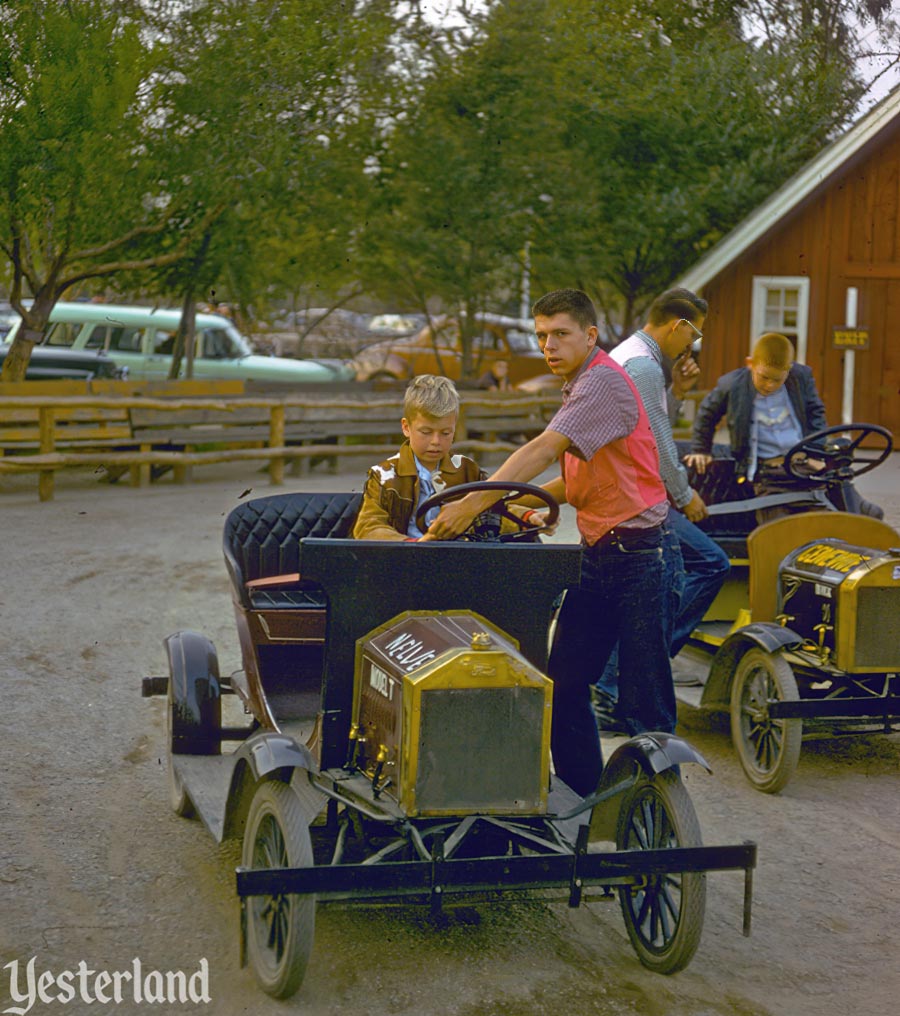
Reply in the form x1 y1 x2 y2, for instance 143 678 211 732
676 440 755 559
223 491 363 609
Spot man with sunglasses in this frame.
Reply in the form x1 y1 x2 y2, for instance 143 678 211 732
593 288 730 729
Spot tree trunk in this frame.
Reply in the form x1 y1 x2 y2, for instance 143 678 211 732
1 291 60 381
168 290 197 379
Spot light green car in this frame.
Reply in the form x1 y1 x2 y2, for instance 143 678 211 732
6 302 355 383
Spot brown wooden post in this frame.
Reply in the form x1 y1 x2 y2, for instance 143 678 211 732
38 406 55 502
455 404 468 443
269 404 285 485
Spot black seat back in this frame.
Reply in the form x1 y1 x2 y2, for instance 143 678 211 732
676 440 755 558
223 492 362 604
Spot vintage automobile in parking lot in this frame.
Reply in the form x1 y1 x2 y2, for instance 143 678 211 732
674 424 900 793
349 313 548 386
144 481 755 999
4 302 355 384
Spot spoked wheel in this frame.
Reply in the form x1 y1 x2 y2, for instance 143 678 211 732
242 781 315 999
615 771 706 974
730 648 802 794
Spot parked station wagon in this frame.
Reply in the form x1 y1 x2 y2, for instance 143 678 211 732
5 303 355 384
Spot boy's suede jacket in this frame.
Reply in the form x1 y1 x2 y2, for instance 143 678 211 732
352 441 483 541
691 363 827 480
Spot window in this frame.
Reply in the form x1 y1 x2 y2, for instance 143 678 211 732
82 324 143 352
750 277 810 363
85 326 107 349
44 322 80 347
107 327 144 352
153 330 177 355
199 329 234 359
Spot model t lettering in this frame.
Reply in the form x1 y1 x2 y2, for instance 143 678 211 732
368 663 393 700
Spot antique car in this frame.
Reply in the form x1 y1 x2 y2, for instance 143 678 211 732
144 481 756 999
675 424 900 793
348 313 547 385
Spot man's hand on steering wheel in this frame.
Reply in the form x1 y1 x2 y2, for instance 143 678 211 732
417 481 560 542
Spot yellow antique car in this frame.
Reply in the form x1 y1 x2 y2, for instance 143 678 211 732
675 424 899 793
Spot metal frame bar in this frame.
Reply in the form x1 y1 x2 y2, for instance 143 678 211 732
236 843 757 909
769 696 900 720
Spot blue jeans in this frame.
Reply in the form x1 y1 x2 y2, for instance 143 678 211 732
548 527 675 797
667 508 730 655
594 518 684 699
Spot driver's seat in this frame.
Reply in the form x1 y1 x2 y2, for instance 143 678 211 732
747 512 900 622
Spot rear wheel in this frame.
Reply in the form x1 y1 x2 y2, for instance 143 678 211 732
616 770 706 974
242 781 316 999
730 648 802 794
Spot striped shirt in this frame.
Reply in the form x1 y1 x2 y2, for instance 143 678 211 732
611 330 693 509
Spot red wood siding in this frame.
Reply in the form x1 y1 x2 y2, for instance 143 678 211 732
695 121 900 439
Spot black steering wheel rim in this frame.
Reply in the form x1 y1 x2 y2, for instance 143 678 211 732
415 480 560 542
783 423 892 482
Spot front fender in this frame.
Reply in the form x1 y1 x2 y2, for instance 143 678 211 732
588 733 711 841
702 624 803 710
222 731 322 840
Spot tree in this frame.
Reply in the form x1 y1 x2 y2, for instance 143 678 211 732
466 0 897 334
0 0 404 379
0 1 225 379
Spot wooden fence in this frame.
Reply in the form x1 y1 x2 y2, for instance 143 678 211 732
0 384 564 501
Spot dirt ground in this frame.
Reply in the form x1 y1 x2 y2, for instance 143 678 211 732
1 457 899 1016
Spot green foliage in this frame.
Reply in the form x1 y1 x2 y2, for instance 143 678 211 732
1 0 897 381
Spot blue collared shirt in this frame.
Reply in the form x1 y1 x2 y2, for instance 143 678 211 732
407 456 446 537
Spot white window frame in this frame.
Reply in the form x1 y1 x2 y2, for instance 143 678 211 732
750 276 810 364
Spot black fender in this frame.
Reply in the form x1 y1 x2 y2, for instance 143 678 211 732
165 630 221 755
222 731 324 841
701 623 803 711
588 733 711 841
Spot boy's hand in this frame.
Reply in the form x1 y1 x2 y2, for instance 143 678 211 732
514 506 558 536
684 452 713 475
420 498 481 541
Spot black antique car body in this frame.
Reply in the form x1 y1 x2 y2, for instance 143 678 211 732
144 482 756 999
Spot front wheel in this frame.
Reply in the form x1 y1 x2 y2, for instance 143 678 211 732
242 781 316 999
616 771 706 974
730 648 802 794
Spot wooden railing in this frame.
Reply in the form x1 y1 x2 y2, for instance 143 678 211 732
0 387 564 501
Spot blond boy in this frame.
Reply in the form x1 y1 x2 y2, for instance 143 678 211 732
352 375 484 541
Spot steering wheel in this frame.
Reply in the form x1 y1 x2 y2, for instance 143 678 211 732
783 424 892 483
415 480 560 543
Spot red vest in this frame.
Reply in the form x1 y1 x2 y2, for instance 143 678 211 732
562 349 666 545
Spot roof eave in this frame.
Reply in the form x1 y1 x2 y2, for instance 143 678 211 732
676 85 900 292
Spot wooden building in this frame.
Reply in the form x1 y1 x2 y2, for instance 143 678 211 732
678 88 900 440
